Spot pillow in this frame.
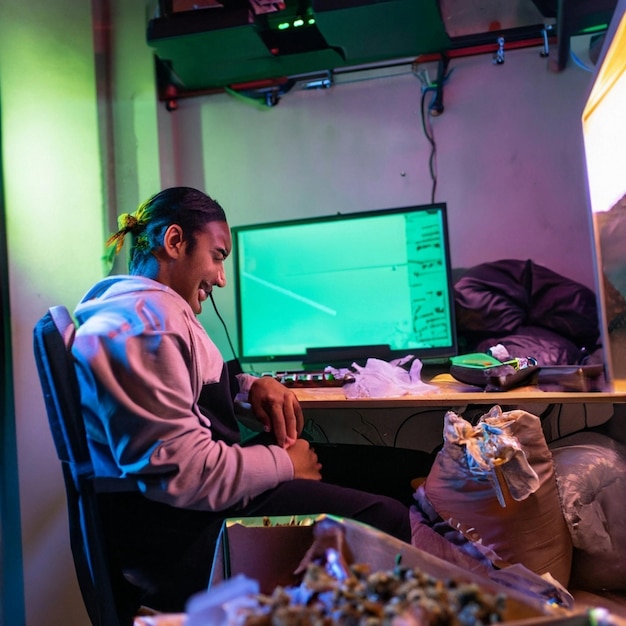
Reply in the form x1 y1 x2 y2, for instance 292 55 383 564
550 432 626 591
525 262 599 346
454 260 530 336
423 406 572 587
454 259 600 354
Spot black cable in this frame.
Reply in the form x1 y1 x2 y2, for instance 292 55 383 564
351 429 381 446
355 411 386 446
393 408 446 450
209 292 238 360
303 419 329 443
555 403 564 440
539 404 556 421
420 88 438 204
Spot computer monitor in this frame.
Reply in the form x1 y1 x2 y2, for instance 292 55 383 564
231 203 457 367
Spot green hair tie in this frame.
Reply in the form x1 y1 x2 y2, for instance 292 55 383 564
104 202 150 266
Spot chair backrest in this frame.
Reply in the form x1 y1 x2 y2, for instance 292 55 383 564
33 305 139 626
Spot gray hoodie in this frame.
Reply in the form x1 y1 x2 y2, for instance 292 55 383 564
72 275 293 511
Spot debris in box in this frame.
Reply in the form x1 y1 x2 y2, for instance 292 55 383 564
190 519 509 625
249 559 508 626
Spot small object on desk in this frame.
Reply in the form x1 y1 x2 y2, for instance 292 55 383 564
487 343 511 361
449 353 539 391
537 364 605 392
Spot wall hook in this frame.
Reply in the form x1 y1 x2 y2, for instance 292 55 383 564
540 25 553 58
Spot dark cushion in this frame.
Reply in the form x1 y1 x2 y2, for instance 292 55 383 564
454 259 600 363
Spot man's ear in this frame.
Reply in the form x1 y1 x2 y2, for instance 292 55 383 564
162 224 185 259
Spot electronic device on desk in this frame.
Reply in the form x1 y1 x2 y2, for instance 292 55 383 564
231 202 458 370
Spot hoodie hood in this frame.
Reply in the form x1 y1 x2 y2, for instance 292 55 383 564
74 274 224 390
77 274 176 306
75 275 191 323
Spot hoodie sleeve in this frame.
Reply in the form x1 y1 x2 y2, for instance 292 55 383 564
72 295 294 511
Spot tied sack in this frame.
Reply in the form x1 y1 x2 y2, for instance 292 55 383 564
423 406 572 587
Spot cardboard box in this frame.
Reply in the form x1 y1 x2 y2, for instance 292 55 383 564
137 515 606 626
209 515 317 595
208 514 586 625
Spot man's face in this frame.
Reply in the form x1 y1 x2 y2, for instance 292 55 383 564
169 220 232 314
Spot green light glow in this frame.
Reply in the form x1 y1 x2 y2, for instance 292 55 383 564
293 18 304 27
580 24 608 34
278 22 289 30
308 18 315 25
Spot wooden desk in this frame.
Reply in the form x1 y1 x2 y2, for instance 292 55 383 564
294 377 626 471
293 375 626 409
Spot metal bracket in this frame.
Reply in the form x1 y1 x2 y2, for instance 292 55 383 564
540 24 553 57
493 36 506 64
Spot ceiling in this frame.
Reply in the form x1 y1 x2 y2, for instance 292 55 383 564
147 0 618 102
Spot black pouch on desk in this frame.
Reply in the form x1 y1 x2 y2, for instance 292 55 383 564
449 353 501 387
449 362 539 391
536 364 605 392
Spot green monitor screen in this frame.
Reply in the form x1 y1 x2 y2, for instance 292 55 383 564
232 203 457 366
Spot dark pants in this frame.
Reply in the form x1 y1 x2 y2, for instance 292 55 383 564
101 477 411 613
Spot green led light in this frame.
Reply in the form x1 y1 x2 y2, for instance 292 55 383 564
580 23 608 34
293 18 304 27
308 18 315 25
278 22 290 30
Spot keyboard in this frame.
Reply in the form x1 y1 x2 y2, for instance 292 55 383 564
264 370 356 388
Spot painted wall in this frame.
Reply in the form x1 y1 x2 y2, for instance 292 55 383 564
156 43 598 362
0 3 104 624
0 2 603 624
0 1 159 623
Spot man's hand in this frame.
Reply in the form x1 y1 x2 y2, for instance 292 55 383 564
286 439 322 480
248 376 304 448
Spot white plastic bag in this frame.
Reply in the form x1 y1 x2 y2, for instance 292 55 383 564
185 574 260 626
338 355 438 399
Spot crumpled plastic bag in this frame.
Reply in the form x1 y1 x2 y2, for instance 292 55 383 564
332 354 438 399
186 574 260 626
442 407 540 505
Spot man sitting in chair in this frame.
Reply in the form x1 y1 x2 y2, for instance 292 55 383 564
71 186 411 612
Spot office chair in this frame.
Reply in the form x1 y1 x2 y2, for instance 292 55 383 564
33 306 142 626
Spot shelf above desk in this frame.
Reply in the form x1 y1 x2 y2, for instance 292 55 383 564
292 375 626 409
